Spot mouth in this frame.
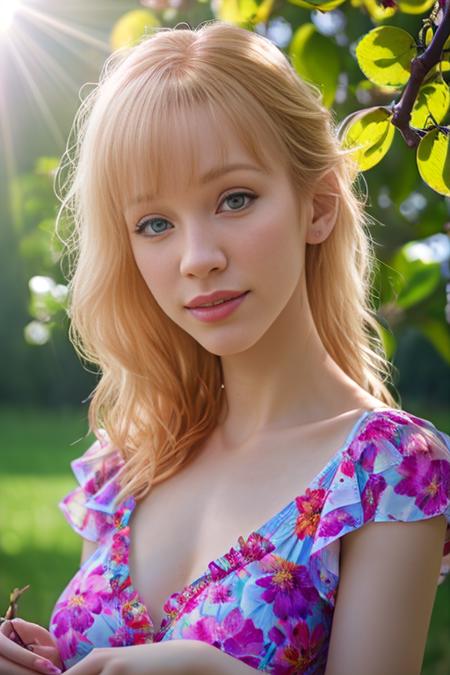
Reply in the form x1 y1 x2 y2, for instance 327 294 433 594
189 291 249 309
185 291 250 322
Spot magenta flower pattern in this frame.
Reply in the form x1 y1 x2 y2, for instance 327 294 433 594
49 408 450 673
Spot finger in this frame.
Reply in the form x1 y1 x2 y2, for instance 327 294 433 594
7 620 62 667
27 645 57 659
0 621 14 637
0 627 61 674
10 620 57 649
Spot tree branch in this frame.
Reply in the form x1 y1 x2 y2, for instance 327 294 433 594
391 0 450 148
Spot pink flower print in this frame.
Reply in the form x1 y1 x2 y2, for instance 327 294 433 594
269 624 286 646
121 592 151 630
207 583 234 605
340 450 356 478
111 529 128 562
52 624 79 661
358 414 403 446
222 608 265 668
256 555 319 620
294 488 327 540
362 474 387 521
52 571 110 658
109 624 135 647
403 429 433 457
359 441 378 473
396 456 450 516
316 506 357 538
272 618 326 674
182 608 264 669
84 474 100 496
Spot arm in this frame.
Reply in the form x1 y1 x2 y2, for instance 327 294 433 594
65 640 261 674
80 537 98 565
187 641 262 674
324 514 447 675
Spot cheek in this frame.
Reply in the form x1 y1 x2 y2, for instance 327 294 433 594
131 245 170 303
250 211 303 292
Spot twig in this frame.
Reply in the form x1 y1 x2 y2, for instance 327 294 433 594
391 0 450 147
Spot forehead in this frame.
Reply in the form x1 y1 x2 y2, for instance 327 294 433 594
111 100 283 215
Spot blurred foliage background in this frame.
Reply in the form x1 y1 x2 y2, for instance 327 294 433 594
0 0 449 673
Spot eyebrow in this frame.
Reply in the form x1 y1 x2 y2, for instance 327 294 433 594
126 163 266 213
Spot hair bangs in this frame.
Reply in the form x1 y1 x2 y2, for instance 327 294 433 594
99 68 284 221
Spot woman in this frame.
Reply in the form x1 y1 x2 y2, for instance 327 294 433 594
1 19 449 675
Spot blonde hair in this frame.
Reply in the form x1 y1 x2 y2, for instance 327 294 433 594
56 20 399 506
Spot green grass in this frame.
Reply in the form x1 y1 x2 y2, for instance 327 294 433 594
0 403 448 674
0 407 93 626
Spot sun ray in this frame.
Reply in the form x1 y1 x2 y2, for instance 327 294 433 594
14 22 81 97
21 5 110 53
0 0 21 34
0 37 20 226
7 34 65 146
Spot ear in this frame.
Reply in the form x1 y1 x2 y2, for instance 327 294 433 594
305 169 340 245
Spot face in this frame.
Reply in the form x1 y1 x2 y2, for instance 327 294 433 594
124 105 310 356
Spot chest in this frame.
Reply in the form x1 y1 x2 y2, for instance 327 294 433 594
127 411 365 630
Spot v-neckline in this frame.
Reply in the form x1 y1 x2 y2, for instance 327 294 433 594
117 406 391 638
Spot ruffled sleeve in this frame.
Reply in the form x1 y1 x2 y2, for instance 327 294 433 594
308 409 450 606
59 430 125 543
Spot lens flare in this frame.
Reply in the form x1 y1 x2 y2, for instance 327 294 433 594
0 0 21 33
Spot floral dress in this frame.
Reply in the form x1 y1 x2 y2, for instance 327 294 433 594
48 407 450 673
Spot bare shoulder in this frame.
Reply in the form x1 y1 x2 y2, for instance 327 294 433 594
325 515 448 675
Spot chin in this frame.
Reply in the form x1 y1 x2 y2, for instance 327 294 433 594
192 330 263 357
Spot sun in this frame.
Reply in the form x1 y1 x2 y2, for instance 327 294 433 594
0 0 21 33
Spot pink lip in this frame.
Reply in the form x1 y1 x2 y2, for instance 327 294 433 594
186 291 250 323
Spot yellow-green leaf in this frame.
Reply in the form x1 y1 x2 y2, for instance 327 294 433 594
397 0 435 14
289 23 341 109
288 0 346 11
411 80 450 128
216 0 273 24
359 0 397 22
417 128 450 197
110 9 159 51
340 106 395 170
355 26 416 87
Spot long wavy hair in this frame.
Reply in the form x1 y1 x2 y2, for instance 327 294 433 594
56 20 400 506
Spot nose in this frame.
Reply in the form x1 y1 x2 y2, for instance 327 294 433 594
179 222 227 278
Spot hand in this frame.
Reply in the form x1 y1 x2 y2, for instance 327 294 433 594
66 640 208 675
0 619 62 674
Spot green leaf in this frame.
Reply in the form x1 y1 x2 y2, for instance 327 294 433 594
378 323 397 360
390 242 442 309
396 265 442 308
411 80 450 128
355 26 416 87
420 319 450 364
339 106 395 170
289 23 341 109
417 128 450 197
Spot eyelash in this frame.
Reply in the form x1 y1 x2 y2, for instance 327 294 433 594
134 191 258 238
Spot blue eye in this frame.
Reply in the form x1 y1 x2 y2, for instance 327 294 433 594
134 191 257 237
